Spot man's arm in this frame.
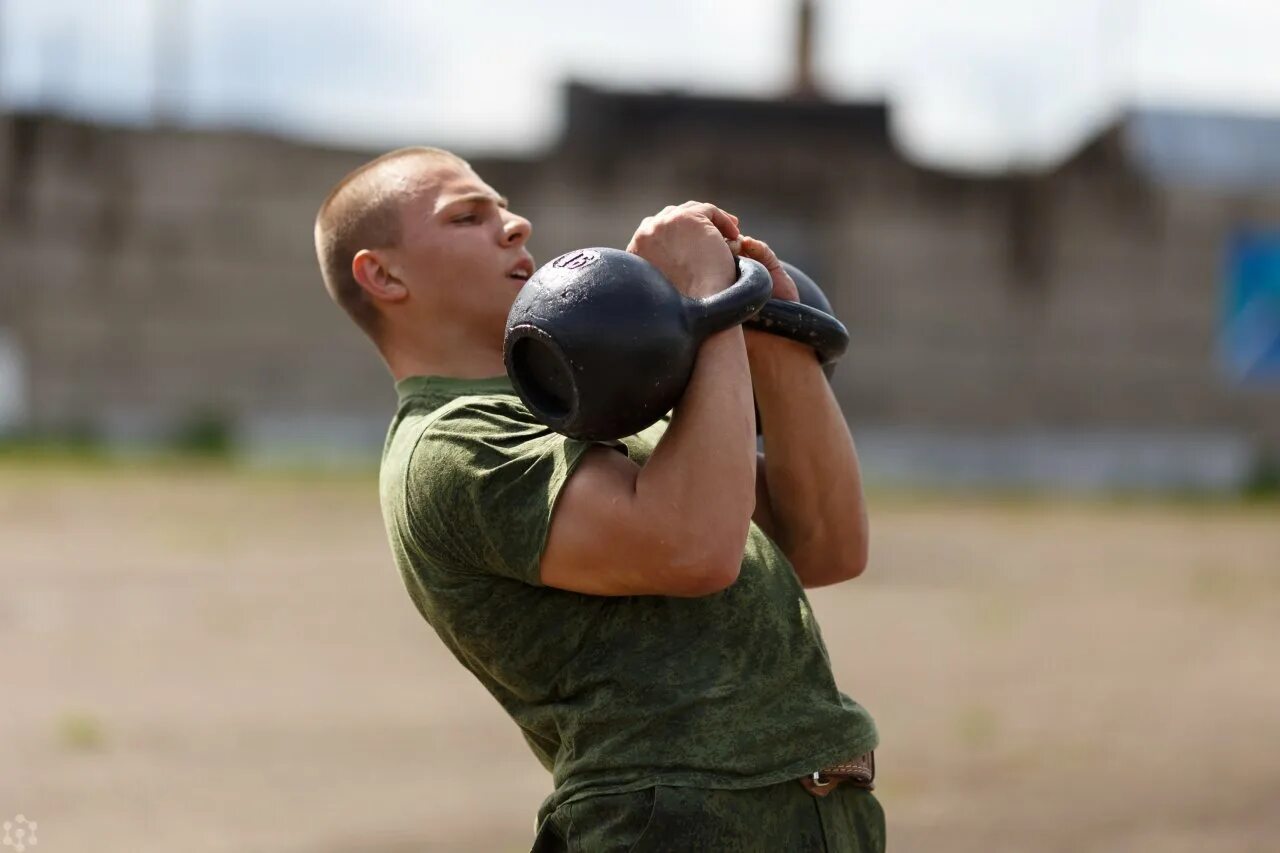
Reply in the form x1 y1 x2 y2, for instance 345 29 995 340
541 327 756 597
741 237 869 588
539 203 758 597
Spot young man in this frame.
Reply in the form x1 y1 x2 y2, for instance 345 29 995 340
314 147 883 851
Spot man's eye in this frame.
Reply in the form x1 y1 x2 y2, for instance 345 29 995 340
452 214 479 224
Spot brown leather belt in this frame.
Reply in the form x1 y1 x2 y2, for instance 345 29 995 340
798 751 875 797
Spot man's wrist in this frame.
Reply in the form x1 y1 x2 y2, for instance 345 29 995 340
684 274 731 300
685 283 719 299
745 329 819 367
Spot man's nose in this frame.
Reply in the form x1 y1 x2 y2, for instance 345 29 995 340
502 212 532 247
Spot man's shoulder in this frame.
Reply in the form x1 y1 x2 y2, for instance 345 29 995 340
394 392 542 449
384 392 550 486
379 388 593 586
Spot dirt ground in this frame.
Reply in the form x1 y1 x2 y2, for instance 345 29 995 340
2 460 1278 852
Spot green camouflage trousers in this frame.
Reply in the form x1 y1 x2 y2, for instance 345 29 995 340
530 780 886 852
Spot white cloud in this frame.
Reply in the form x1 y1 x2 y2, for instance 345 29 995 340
1129 0 1280 112
3 0 1280 166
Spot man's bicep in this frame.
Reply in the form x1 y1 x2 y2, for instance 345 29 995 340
540 446 725 597
540 446 650 595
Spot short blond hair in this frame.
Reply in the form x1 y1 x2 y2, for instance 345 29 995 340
313 146 468 339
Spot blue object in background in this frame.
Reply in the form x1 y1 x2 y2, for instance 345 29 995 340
1223 231 1280 384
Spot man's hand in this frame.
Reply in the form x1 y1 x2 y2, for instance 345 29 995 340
736 236 800 301
628 201 741 299
735 236 810 361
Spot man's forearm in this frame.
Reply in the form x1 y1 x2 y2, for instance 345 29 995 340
637 326 757 572
749 335 869 586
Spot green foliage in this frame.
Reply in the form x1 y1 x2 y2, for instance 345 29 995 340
954 705 999 748
57 711 107 752
1244 452 1280 499
169 409 235 457
0 423 106 463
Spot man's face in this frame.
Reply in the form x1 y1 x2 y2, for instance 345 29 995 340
389 158 534 343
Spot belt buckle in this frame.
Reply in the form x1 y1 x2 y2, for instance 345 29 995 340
801 751 875 797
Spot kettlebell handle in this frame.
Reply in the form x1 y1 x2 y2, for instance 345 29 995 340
684 257 773 340
747 299 850 366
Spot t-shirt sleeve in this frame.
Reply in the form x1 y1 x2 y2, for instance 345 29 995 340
401 399 595 586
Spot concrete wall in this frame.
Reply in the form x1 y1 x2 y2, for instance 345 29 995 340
0 115 392 454
1 99 1276 486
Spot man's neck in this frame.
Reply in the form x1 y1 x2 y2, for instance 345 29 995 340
383 340 507 382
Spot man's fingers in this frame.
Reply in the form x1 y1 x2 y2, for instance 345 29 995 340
631 201 741 260
650 200 741 240
627 215 657 252
675 200 738 226
681 202 740 241
739 236 782 270
739 236 800 300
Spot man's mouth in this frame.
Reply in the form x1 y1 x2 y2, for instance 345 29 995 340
508 258 534 281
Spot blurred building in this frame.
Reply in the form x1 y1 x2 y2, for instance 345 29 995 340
0 83 1278 490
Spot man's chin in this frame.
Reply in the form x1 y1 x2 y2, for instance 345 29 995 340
492 293 520 328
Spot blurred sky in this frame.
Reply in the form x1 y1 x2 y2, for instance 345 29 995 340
3 0 1280 171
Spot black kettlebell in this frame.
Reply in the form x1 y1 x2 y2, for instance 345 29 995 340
783 262 835 317
746 261 847 378
505 247 773 441
743 260 847 435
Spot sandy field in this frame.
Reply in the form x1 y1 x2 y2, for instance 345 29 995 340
2 460 1278 852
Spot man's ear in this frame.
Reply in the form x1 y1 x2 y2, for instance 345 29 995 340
352 249 409 304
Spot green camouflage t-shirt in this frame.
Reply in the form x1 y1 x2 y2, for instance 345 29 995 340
380 374 877 814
